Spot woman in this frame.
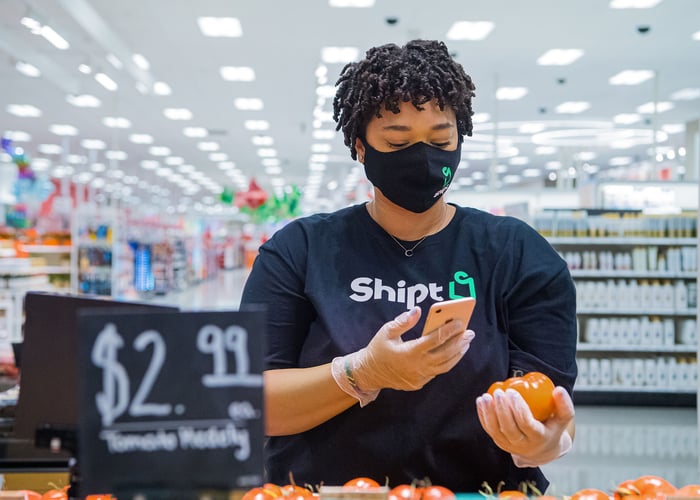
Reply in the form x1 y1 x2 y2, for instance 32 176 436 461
240 39 577 492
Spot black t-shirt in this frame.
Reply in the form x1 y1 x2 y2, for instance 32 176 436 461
241 203 577 492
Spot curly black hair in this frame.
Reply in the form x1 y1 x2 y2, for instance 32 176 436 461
332 39 476 160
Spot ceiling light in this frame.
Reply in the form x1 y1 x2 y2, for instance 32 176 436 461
518 123 546 134
446 21 494 41
38 144 62 154
105 150 127 161
95 72 118 91
129 134 154 144
662 123 684 134
217 162 236 170
316 85 335 98
15 61 41 77
535 146 557 155
577 152 597 161
609 156 633 165
149 146 171 156
6 104 41 117
610 0 663 7
509 157 529 165
103 117 131 128
496 87 528 100
81 139 106 150
234 98 264 110
312 129 335 140
182 127 208 139
165 156 184 165
693 31 700 40
220 66 255 82
49 124 79 136
537 49 584 66
106 53 123 70
265 166 283 175
153 81 172 95
20 15 41 31
636 101 674 113
132 53 150 70
66 94 101 107
31 158 50 170
613 113 642 124
555 101 590 113
40 25 70 49
321 47 360 63
164 108 193 120
244 120 270 131
141 160 159 169
257 148 277 157
78 64 92 74
209 153 228 162
252 135 274 146
3 131 31 142
609 70 654 85
311 143 332 153
197 142 219 151
545 161 562 169
522 168 542 178
329 0 375 6
670 88 700 100
197 17 242 37
472 113 491 124
262 158 280 167
502 175 522 184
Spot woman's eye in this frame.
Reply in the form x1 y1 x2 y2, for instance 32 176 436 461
388 142 409 149
432 142 451 148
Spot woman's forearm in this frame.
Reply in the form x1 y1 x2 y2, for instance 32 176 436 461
264 365 357 436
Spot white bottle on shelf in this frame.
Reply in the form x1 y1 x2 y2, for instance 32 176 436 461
675 280 688 311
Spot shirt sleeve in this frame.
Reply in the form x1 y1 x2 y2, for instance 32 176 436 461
239 222 316 370
502 222 578 394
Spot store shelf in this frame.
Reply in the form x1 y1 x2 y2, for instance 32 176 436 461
549 237 696 245
570 270 696 279
577 343 697 353
542 210 698 407
577 308 696 316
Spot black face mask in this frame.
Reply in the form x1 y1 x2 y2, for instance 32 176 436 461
362 138 462 213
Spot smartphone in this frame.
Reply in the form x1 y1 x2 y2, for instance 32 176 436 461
421 297 476 336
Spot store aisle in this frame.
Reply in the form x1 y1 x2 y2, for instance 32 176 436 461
160 270 700 492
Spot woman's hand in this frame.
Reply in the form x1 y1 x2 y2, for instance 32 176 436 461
476 385 575 467
332 306 475 405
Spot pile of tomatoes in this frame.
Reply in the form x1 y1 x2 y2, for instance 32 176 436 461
241 474 700 500
3 486 113 500
241 477 456 500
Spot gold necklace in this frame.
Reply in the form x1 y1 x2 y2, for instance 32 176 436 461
389 234 428 257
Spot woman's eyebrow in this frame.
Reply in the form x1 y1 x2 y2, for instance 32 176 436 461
381 122 454 131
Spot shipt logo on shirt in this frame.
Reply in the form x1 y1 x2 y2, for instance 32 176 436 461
432 166 453 199
349 270 476 310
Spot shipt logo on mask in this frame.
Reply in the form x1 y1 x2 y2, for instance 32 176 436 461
432 166 453 199
349 270 476 310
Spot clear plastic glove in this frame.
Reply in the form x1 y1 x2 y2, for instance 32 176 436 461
332 306 475 406
476 385 575 467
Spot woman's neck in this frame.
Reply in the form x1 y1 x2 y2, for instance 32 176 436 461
366 196 455 241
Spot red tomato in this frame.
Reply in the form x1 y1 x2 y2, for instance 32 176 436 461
676 485 700 497
281 485 315 498
570 489 611 500
343 477 381 489
498 491 528 500
41 486 69 500
244 487 281 500
488 371 555 421
614 479 640 500
422 485 456 500
389 484 423 500
634 476 676 500
86 496 113 500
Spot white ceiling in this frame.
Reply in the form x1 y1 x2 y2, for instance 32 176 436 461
1 0 699 214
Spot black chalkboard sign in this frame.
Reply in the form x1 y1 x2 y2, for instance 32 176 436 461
77 309 266 498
